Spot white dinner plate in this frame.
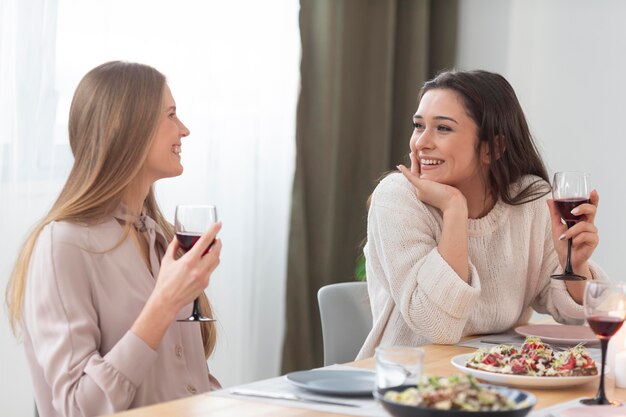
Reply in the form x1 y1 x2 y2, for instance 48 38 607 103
285 369 375 396
514 324 597 345
450 353 599 389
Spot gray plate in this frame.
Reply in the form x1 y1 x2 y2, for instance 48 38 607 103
285 369 376 396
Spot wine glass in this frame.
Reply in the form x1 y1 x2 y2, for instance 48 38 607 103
550 172 591 281
175 205 218 322
581 281 626 406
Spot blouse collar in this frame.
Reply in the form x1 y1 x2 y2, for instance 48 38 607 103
113 203 158 234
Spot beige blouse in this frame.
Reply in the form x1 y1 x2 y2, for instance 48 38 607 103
22 208 219 417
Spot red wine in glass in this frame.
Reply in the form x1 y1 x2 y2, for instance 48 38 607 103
550 172 590 281
587 315 624 339
176 232 201 251
175 232 213 256
554 197 590 223
581 282 626 406
175 205 218 323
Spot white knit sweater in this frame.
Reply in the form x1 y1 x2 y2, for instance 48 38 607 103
356 173 608 359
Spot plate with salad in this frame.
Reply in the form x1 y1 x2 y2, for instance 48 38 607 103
375 374 535 417
451 336 599 389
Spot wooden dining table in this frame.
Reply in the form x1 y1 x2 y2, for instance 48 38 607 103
106 343 626 416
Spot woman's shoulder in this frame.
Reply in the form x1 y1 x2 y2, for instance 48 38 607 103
511 174 549 190
371 172 438 219
373 172 414 200
509 175 551 203
39 218 122 252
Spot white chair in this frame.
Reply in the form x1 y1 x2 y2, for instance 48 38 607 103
317 282 373 366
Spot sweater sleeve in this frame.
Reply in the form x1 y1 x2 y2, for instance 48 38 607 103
367 174 480 344
23 222 158 417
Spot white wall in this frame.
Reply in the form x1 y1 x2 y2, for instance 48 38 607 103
457 0 626 281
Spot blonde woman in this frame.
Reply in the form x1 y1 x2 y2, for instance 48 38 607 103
6 61 222 417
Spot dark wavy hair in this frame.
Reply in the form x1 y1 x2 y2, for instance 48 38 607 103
421 70 550 205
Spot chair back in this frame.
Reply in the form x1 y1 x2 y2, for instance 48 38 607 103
317 281 372 366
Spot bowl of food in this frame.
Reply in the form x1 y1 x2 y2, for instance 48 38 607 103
374 374 535 417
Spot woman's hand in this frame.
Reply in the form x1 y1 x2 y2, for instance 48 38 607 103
397 151 467 214
155 222 223 314
547 190 599 274
131 222 222 349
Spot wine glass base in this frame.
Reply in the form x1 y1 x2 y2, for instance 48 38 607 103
580 398 621 406
550 273 587 281
177 315 217 323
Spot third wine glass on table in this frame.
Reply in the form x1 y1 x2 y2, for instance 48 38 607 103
550 172 591 281
582 281 626 406
175 205 217 322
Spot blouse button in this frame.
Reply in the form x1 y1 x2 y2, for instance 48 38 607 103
175 345 183 359
186 384 197 394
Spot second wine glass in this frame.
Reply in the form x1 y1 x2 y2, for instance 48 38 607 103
550 171 591 281
582 281 626 406
174 204 217 322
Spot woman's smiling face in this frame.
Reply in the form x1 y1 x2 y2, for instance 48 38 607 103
142 84 190 183
410 88 489 196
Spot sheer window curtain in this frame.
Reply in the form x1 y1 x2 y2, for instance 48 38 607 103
0 1 298 413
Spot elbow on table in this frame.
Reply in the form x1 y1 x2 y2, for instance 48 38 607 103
405 321 463 345
403 312 464 345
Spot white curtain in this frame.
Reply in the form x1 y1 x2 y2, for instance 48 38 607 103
0 0 63 415
0 0 299 413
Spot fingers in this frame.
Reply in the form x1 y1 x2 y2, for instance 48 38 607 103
590 189 599 206
571 231 599 249
192 238 222 290
397 164 420 188
202 238 222 274
571 189 599 224
409 151 420 176
188 222 222 259
560 220 598 241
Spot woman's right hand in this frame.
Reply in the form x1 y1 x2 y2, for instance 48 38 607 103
131 222 222 350
155 222 222 314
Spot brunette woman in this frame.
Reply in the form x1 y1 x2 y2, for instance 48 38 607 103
358 70 606 358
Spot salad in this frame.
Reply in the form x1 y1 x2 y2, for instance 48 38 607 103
383 374 520 411
465 336 597 377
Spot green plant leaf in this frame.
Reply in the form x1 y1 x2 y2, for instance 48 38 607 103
355 255 366 281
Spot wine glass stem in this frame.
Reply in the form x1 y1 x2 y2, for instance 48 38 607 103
564 237 574 274
192 297 201 317
595 338 609 403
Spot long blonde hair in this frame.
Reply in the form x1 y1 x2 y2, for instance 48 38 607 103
6 61 216 358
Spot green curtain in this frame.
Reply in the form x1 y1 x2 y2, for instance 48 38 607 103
283 0 458 372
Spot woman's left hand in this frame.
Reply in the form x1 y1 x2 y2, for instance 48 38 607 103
547 189 600 272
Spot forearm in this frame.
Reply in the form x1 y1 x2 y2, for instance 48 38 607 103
387 248 480 341
565 263 592 304
438 204 470 282
131 294 178 350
